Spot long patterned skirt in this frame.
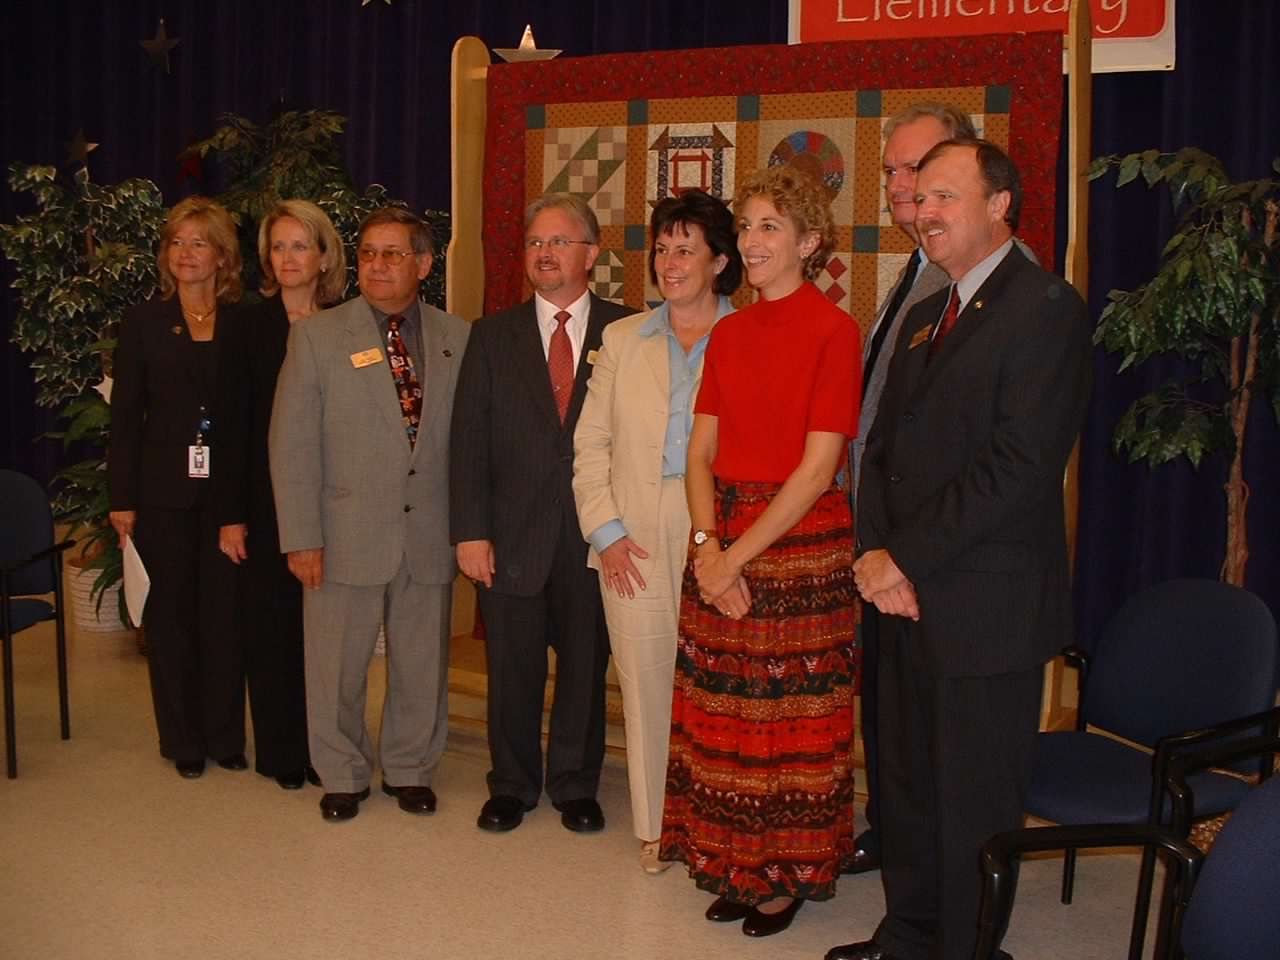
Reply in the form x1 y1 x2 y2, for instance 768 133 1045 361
659 479 859 904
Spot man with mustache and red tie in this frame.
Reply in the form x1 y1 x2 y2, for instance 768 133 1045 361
828 141 1091 960
271 208 469 823
450 194 632 835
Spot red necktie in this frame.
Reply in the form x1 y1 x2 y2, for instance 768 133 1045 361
928 285 962 363
386 314 423 447
548 310 574 424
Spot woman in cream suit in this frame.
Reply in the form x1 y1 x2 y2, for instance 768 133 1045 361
574 190 742 872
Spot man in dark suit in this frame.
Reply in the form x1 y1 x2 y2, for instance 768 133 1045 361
450 193 633 834
827 141 1092 960
848 103 977 877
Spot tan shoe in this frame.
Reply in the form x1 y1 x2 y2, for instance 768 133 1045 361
640 840 671 874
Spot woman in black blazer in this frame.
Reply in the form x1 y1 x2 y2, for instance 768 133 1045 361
213 200 347 789
108 197 246 779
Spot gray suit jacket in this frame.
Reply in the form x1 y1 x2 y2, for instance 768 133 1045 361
851 258 950 493
269 296 470 586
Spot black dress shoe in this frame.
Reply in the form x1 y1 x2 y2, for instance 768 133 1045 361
705 895 753 922
382 781 437 814
743 898 804 937
843 845 883 875
552 797 605 833
216 753 249 771
319 787 370 822
176 759 205 779
305 765 321 787
478 795 535 832
824 940 899 960
275 769 306 790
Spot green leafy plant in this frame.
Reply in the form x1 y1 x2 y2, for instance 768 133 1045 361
185 109 449 306
0 163 165 622
1090 148 1280 584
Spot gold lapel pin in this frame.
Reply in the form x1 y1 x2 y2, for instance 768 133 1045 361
973 299 985 310
171 325 183 335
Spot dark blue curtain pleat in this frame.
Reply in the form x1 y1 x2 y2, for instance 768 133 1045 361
2 0 1276 651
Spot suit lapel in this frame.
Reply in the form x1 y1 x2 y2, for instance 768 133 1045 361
565 294 609 430
641 318 669 399
413 305 452 460
345 300 410 450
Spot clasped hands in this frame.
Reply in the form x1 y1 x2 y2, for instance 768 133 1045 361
852 549 920 621
694 547 751 620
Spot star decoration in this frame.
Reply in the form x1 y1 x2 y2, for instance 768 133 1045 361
494 24 561 63
65 129 99 168
141 18 180 73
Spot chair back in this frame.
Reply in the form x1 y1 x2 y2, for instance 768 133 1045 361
1179 774 1280 959
0 469 58 596
1083 579 1277 756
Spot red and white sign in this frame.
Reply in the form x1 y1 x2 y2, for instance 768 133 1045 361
789 0 1175 72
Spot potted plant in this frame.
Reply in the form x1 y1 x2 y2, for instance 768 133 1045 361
1089 149 1279 585
0 162 165 629
184 108 449 307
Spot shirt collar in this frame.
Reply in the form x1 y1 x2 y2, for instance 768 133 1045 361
637 295 734 338
534 289 590 331
955 238 1014 310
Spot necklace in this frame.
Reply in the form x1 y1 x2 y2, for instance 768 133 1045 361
182 306 215 324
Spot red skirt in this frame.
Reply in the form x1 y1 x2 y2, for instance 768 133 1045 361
660 480 859 904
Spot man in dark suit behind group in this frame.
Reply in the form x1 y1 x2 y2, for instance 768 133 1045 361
827 140 1092 960
450 193 633 835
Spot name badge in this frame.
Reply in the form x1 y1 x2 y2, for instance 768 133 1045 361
188 445 210 479
586 349 599 365
351 348 383 368
909 327 932 350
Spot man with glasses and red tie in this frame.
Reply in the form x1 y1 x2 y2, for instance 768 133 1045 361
450 193 633 835
270 207 470 823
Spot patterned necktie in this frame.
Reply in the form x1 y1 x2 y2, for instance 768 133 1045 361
927 285 962 363
386 314 423 447
863 248 921 398
548 310 574 424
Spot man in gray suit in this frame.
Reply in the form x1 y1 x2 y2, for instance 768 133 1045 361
270 208 470 822
847 103 976 874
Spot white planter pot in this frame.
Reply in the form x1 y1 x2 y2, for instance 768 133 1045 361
67 564 130 633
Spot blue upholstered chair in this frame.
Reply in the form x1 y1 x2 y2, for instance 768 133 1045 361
1025 578 1279 960
1 469 75 778
976 735 1280 960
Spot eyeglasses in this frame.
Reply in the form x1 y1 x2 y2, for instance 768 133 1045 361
357 247 418 265
524 237 593 252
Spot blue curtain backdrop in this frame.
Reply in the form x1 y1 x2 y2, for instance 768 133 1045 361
1 0 1277 647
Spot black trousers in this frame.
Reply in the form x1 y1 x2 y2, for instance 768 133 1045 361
478 529 610 806
873 615 1042 960
238 513 308 777
135 501 244 765
859 606 882 849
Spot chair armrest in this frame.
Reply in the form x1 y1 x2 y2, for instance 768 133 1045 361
0 538 76 573
974 824 1201 960
1153 705 1280 782
1060 645 1090 731
1166 732 1280 835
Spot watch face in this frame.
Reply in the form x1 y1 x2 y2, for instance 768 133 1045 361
694 530 709 545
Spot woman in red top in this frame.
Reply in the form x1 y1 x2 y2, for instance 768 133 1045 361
660 164 862 938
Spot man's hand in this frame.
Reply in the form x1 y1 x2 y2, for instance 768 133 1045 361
853 549 908 599
868 581 921 621
109 510 136 548
457 539 496 588
219 524 248 564
599 536 649 599
287 548 324 590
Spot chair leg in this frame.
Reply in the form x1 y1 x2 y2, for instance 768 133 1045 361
2 631 16 779
53 592 70 740
1060 847 1076 904
1127 846 1158 960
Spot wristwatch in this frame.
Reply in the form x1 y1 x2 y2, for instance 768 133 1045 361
692 529 718 547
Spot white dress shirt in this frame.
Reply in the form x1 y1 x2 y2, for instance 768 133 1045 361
534 290 591 369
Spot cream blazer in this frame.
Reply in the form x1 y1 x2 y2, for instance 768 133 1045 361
573 307 708 577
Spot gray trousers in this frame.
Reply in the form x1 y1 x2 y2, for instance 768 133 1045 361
302 558 451 793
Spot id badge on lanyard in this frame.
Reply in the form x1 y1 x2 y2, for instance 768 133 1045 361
189 405 212 479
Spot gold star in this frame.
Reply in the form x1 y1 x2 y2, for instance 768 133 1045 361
141 18 180 73
494 24 561 62
65 129 99 168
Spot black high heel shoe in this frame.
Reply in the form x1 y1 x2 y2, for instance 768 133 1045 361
742 898 804 937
